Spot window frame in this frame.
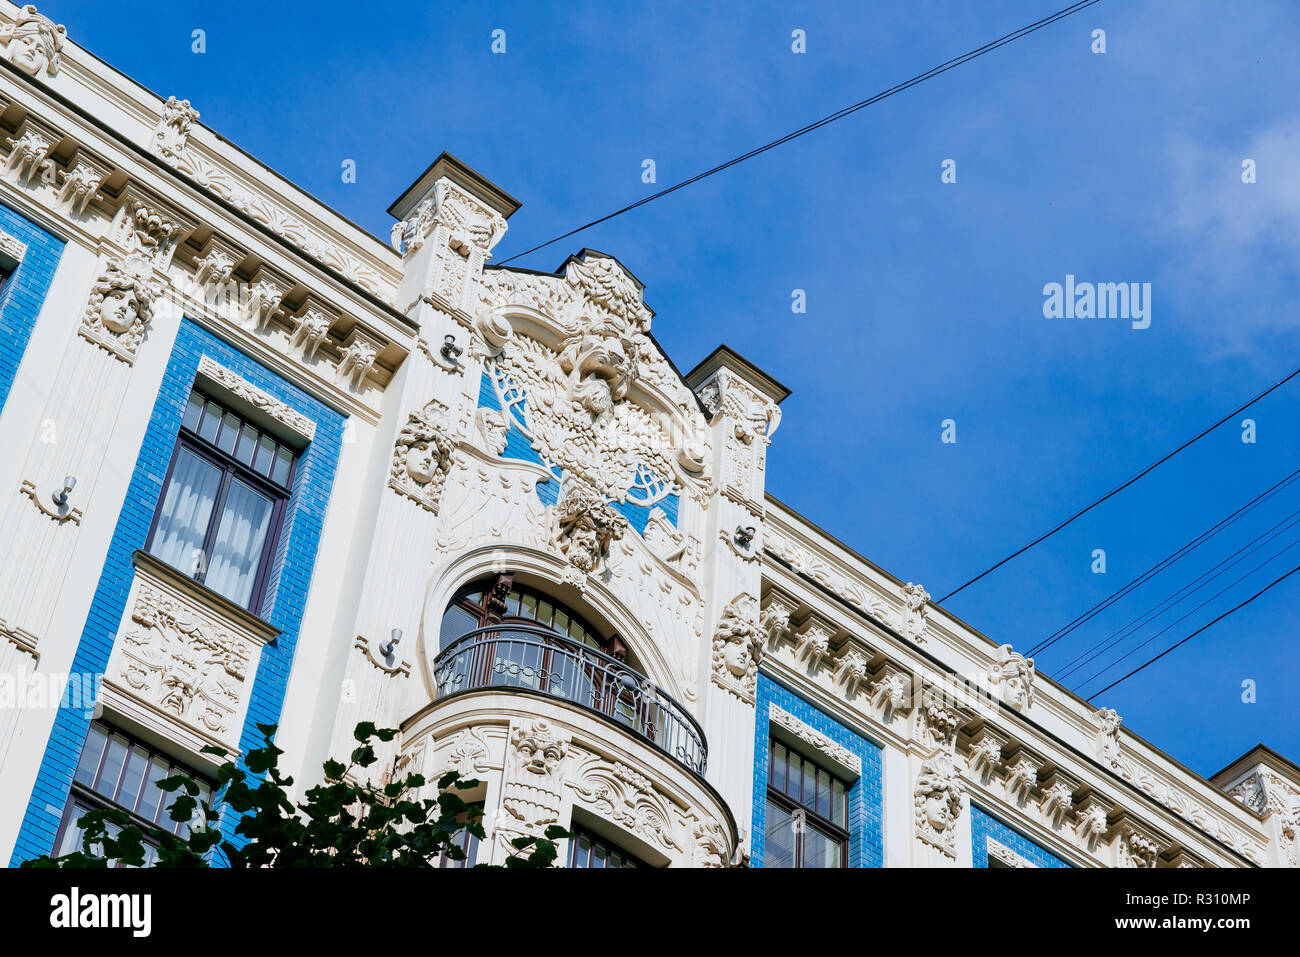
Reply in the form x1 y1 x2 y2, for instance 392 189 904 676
764 739 851 869
442 575 654 734
566 824 645 868
144 387 297 614
54 721 214 866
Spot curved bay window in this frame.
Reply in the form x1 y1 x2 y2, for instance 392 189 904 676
435 573 707 775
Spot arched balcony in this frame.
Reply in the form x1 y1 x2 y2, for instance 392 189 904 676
433 577 707 776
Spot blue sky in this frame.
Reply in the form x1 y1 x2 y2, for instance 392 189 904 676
44 0 1300 776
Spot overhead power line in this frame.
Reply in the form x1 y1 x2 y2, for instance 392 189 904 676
496 0 1102 266
1086 561 1300 699
1026 465 1300 659
1059 508 1300 682
938 364 1300 603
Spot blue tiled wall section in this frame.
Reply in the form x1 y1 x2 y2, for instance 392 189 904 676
0 201 65 412
11 319 344 864
752 674 884 868
971 803 1070 868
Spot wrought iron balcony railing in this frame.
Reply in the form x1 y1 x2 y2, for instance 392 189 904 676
433 624 707 776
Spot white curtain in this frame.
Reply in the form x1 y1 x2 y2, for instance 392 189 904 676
205 478 273 608
150 449 221 576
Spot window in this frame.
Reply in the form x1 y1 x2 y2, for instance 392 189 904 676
764 740 850 868
437 802 483 868
567 826 643 868
438 575 651 732
55 721 213 867
146 388 297 612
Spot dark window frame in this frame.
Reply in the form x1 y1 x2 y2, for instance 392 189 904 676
144 387 298 614
567 824 645 868
54 721 214 867
764 739 851 868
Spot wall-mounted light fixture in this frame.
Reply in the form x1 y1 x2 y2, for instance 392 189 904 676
379 627 402 657
734 525 756 549
51 475 77 508
440 334 463 363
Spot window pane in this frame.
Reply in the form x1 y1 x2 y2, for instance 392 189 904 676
802 825 842 869
235 424 259 466
94 734 129 797
833 780 847 828
816 769 831 820
253 435 276 476
271 446 294 486
205 479 274 608
198 401 222 443
136 758 169 824
149 448 222 578
771 743 787 793
117 746 150 813
439 604 478 655
521 593 537 618
802 757 816 808
73 723 108 787
763 799 796 868
216 412 241 455
182 392 205 432
57 800 97 858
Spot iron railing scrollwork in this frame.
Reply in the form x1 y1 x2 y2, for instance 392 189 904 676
433 624 707 775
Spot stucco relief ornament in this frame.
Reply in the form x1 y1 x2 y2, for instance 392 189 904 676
496 719 569 858
388 400 455 514
118 585 248 739
989 643 1035 711
552 485 627 575
711 594 762 702
0 5 65 77
899 582 930 643
78 257 161 363
1094 707 1123 768
568 758 681 855
151 96 200 162
914 753 964 857
690 816 731 868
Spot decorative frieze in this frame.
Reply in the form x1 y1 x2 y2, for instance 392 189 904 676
568 756 681 856
103 557 274 755
987 837 1037 868
769 704 861 776
198 356 316 441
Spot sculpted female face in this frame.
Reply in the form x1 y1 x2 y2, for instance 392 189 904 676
9 31 47 75
99 286 139 334
723 637 752 677
405 441 438 484
924 790 951 832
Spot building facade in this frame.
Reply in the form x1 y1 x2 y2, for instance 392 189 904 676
0 2 1295 869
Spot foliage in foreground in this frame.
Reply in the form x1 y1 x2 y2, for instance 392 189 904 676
24 721 565 868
